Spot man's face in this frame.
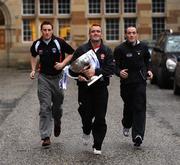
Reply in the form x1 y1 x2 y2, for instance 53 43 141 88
41 24 53 40
126 27 138 43
89 26 102 42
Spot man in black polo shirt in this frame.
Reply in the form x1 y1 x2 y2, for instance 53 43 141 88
30 21 74 147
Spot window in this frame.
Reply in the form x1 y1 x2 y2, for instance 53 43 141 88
23 19 36 41
0 10 5 25
88 0 101 14
152 0 165 40
40 0 53 14
152 17 165 40
23 0 35 15
152 0 165 13
106 18 119 41
22 0 72 42
124 18 136 31
59 19 71 41
166 36 180 52
88 0 121 41
58 0 70 14
124 0 136 13
105 0 119 14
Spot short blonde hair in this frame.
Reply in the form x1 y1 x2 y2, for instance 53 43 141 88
89 23 102 33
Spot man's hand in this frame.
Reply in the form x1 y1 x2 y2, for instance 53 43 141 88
30 70 35 79
78 75 88 82
147 70 153 80
54 62 64 70
82 65 95 79
120 69 128 79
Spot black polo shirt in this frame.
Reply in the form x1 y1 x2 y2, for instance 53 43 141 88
30 35 74 75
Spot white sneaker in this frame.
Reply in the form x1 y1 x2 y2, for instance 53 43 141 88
93 148 102 155
82 133 90 145
123 128 130 137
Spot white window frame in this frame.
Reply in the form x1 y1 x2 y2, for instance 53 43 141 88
88 0 101 16
152 0 165 13
124 0 136 13
22 19 33 42
22 0 35 16
105 18 120 41
152 17 165 40
58 19 71 41
105 0 120 15
39 0 54 15
58 0 71 16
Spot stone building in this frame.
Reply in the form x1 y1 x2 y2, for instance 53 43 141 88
0 0 180 67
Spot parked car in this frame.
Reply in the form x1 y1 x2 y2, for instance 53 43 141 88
173 57 180 95
151 30 180 88
142 40 156 56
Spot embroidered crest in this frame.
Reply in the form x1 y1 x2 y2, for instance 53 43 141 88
126 53 132 57
52 48 57 53
136 50 141 56
39 49 43 55
100 54 105 60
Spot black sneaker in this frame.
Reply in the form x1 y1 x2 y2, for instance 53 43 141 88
134 135 142 147
54 120 61 137
42 137 51 147
123 128 130 137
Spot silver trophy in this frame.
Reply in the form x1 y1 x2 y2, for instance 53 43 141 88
66 49 103 86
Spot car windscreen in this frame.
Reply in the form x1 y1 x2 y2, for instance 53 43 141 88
166 35 180 52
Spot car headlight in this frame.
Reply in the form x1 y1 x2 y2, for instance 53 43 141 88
166 58 177 72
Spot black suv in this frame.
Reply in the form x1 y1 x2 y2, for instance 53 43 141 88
151 30 180 88
173 56 180 95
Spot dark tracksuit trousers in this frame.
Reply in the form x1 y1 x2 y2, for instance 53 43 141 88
78 84 108 150
120 83 146 142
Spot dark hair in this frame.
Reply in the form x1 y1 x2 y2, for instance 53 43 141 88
125 26 138 34
40 21 53 30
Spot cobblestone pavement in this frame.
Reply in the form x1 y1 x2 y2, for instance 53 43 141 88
0 68 179 165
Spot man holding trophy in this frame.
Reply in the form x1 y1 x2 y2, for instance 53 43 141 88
70 24 114 155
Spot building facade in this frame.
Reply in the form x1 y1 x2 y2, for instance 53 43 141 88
0 0 180 67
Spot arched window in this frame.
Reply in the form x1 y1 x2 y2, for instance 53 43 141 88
0 10 5 25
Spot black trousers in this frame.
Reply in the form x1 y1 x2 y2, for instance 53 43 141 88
120 83 146 142
78 85 108 150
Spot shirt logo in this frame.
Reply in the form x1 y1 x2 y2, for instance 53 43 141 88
100 53 105 60
126 53 132 57
38 49 43 55
52 48 57 53
136 50 141 56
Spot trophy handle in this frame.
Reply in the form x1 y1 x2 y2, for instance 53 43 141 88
63 65 79 79
87 74 103 86
66 70 78 79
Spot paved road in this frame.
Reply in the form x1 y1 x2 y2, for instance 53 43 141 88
0 68 179 165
